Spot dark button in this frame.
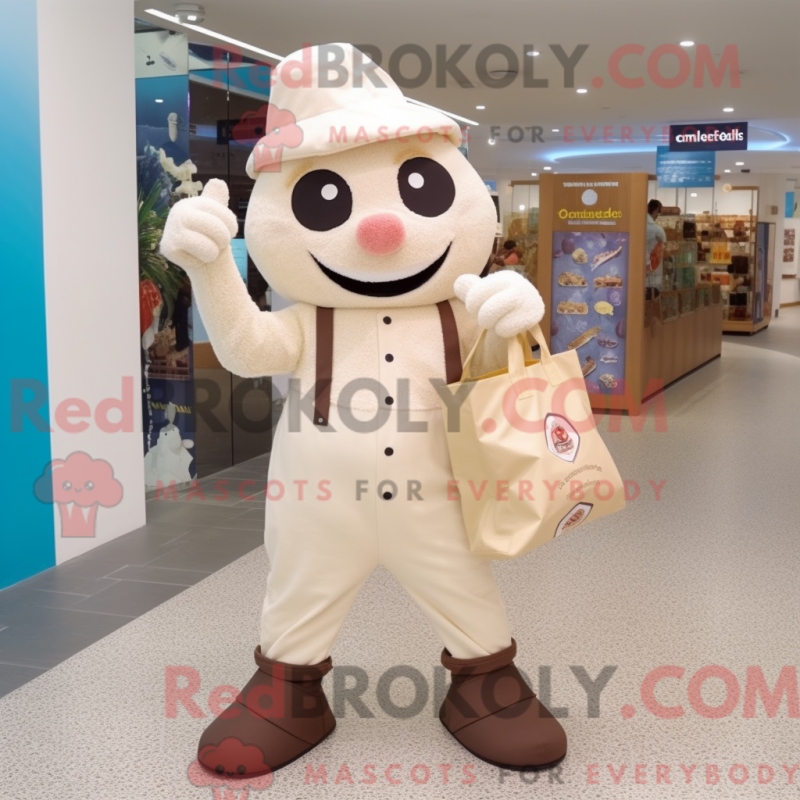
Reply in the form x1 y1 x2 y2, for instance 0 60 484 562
382 491 393 500
383 316 392 324
385 353 394 362
385 396 394 405
384 447 394 456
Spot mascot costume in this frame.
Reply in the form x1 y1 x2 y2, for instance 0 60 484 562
161 43 566 776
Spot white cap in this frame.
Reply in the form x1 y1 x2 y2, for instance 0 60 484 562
246 43 462 177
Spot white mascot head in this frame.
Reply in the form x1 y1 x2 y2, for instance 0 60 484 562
244 43 497 308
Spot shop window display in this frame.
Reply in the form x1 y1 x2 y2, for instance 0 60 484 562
186 45 274 476
691 188 774 332
648 210 729 330
694 210 776 331
646 182 774 333
134 30 280 484
134 28 198 488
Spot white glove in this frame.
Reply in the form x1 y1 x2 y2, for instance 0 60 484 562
455 272 545 338
159 179 239 272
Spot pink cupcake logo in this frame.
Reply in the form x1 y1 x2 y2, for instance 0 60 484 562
252 107 303 172
189 737 273 798
232 104 270 146
33 451 123 537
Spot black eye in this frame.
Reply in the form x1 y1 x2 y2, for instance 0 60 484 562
62 481 72 491
397 157 455 217
237 765 246 775
215 765 225 775
291 169 352 231
84 480 94 491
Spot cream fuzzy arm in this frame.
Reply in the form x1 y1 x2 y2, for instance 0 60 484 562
160 179 302 377
190 254 302 377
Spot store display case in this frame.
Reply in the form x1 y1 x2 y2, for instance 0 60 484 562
675 265 697 289
661 292 680 322
657 215 697 295
692 188 773 333
679 288 695 316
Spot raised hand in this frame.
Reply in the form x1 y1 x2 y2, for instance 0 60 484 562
159 179 239 272
455 271 545 338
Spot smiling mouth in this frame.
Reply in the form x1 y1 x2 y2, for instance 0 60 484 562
311 244 452 297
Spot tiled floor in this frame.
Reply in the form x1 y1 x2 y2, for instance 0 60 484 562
0 455 270 695
0 309 798 799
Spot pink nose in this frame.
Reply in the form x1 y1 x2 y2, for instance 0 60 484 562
356 213 406 255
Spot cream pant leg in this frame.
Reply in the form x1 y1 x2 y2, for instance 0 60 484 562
260 404 511 665
375 408 512 659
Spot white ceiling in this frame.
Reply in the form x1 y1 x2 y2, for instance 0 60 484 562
135 0 800 176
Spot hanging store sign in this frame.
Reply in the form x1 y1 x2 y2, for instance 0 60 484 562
656 147 715 188
668 121 748 152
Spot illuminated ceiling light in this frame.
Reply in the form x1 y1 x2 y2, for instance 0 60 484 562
527 50 540 57
690 192 698 197
576 88 588 94
144 9 473 124
519 204 526 211
488 138 496 145
145 8 282 59
476 105 486 110
531 172 538 176
155 98 164 103
735 161 745 166
552 128 560 132
724 169 731 173
680 40 695 47
723 107 734 112
543 166 552 170
174 3 205 24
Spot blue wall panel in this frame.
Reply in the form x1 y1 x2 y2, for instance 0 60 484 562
0 0 56 589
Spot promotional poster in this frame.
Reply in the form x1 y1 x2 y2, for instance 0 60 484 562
550 230 630 394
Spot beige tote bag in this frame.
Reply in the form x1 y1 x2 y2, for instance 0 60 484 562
442 325 625 559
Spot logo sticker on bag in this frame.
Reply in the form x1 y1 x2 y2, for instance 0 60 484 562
555 503 593 536
545 413 580 463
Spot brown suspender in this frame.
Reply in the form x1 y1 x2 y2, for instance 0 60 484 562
435 300 463 385
313 306 334 426
313 302 462 428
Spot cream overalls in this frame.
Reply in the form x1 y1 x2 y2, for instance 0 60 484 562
260 301 513 664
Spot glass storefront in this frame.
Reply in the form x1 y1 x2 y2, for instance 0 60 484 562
136 26 276 485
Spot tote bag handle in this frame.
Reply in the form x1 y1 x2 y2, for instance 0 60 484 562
461 324 569 387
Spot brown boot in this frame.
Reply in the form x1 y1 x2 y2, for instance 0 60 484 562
439 639 567 770
197 646 335 777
